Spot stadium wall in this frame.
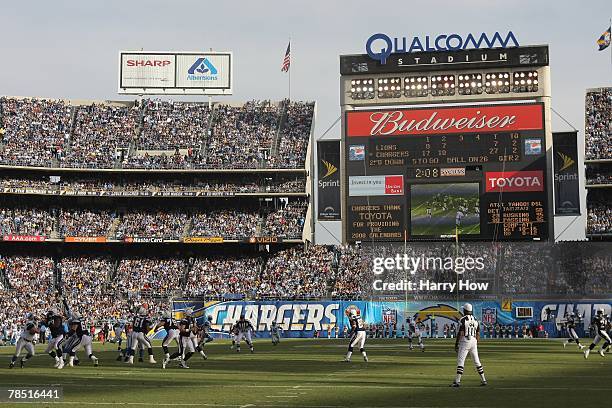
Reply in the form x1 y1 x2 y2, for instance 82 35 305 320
171 299 611 339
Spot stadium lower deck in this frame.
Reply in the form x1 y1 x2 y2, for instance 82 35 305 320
1 338 609 407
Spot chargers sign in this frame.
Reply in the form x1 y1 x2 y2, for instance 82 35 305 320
366 32 519 64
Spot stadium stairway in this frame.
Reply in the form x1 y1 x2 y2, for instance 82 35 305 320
270 100 288 161
107 217 121 240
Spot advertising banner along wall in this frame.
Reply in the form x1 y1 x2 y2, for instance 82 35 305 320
317 141 341 220
552 131 580 215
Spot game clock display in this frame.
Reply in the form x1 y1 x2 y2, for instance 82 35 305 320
345 103 548 242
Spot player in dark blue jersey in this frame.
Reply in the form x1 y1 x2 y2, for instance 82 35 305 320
584 308 611 359
168 308 195 368
44 310 66 368
126 307 156 364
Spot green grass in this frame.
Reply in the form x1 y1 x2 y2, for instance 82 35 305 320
0 338 610 407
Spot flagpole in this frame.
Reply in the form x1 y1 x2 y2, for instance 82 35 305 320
289 37 291 102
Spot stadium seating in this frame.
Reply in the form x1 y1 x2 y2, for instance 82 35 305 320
0 97 314 170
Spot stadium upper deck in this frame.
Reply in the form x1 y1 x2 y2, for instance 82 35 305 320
0 97 315 170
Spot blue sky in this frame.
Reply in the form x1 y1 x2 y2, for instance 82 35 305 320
1 0 610 137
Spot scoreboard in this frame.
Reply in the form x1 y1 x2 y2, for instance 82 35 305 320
345 103 548 242
340 45 553 243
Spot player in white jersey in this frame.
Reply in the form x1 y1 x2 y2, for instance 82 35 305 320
234 314 255 353
344 309 368 362
9 314 39 368
407 317 425 351
270 321 283 345
584 308 611 358
450 303 487 387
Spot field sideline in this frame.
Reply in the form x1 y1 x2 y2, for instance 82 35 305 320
0 338 610 407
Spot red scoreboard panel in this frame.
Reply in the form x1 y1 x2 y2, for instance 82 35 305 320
345 102 548 242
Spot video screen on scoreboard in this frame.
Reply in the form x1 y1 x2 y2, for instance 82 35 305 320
344 102 549 242
410 183 480 237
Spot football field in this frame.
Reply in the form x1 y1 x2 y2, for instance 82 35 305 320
0 338 610 407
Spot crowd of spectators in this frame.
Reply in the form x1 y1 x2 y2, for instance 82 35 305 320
586 167 612 185
116 211 188 240
185 257 261 298
0 97 315 170
270 101 314 168
205 101 280 168
258 246 334 298
0 177 305 194
139 100 210 150
585 88 612 160
115 258 185 297
58 209 116 237
61 103 139 168
0 207 54 237
587 197 612 235
58 257 121 319
0 98 72 167
190 210 259 238
261 200 307 238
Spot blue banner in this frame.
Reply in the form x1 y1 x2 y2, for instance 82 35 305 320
171 299 611 339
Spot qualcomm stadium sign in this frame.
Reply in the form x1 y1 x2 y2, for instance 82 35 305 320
366 31 519 64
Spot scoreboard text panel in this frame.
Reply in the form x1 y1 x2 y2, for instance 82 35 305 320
345 103 548 242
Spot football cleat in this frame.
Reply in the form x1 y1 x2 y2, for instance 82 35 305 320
20 359 25 368
363 355 368 362
116 355 123 361
92 357 99 367
180 361 189 369
563 342 567 348
450 382 460 387
149 356 157 364
162 357 169 369
9 362 14 369
57 359 64 369
579 344 585 350
138 357 144 363
584 349 590 359
599 349 605 357
480 381 488 386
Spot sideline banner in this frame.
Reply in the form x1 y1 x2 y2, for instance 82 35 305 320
171 299 611 338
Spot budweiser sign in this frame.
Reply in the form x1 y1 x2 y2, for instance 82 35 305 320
485 171 544 192
346 104 543 137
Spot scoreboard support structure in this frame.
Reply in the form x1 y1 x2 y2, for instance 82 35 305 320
339 45 554 243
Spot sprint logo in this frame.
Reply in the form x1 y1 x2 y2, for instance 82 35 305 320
321 160 338 179
556 151 575 172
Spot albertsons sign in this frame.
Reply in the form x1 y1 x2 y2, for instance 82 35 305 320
366 31 519 64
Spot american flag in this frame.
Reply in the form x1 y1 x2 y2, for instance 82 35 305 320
281 42 291 72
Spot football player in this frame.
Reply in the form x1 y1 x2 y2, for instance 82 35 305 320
234 314 255 353
9 313 39 368
157 311 180 368
44 310 66 368
562 312 585 350
195 315 214 359
270 321 283 345
126 306 156 364
62 313 99 367
344 309 368 362
584 308 611 358
407 317 425 352
450 303 486 387
168 308 195 368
